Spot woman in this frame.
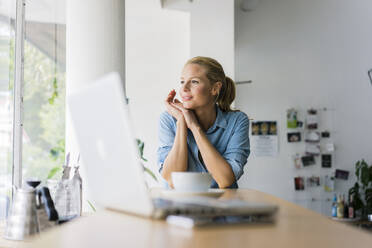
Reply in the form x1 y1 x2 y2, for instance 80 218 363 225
157 56 250 189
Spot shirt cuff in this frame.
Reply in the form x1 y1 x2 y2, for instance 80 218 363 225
227 159 244 181
157 164 170 189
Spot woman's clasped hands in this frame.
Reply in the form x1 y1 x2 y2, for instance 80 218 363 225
165 89 199 131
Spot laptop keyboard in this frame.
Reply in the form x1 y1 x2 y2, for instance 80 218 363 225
152 197 223 216
152 196 278 219
152 198 177 208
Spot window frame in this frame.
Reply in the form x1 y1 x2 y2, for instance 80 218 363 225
11 0 25 192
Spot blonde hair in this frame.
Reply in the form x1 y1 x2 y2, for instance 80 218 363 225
185 56 237 112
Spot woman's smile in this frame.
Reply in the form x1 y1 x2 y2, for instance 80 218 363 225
181 95 193 101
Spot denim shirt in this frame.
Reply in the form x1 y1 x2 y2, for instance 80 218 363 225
157 105 250 189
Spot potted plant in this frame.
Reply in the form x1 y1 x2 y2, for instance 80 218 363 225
136 139 158 183
348 159 372 219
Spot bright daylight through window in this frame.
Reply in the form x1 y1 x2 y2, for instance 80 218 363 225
0 0 66 220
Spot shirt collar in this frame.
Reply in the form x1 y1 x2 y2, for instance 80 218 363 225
206 105 227 133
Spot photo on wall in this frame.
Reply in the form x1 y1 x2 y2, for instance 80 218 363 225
335 169 349 180
293 153 301 169
305 131 320 142
323 143 335 153
305 144 321 156
252 121 277 135
294 177 305 190
307 176 320 187
251 121 278 157
251 122 260 135
287 108 298 128
287 132 301 142
324 175 335 192
306 108 318 129
321 154 332 168
301 155 316 166
321 131 330 138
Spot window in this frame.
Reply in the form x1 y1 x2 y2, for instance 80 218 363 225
0 0 15 219
0 0 66 219
23 0 66 181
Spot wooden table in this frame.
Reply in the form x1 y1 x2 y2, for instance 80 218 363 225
3 189 372 248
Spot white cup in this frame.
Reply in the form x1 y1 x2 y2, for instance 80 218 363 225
171 172 212 192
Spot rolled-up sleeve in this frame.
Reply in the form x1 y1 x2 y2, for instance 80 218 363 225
222 113 250 181
157 112 176 173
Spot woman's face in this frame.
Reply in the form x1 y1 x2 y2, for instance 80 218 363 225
179 63 216 110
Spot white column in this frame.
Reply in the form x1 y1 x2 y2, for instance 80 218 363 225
66 0 125 210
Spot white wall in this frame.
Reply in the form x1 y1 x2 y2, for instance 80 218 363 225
190 0 235 79
125 0 189 185
235 0 372 212
161 0 235 77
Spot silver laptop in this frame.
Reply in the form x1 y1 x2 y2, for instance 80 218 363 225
68 72 278 219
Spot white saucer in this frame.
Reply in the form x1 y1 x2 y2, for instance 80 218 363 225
331 217 361 222
160 189 225 198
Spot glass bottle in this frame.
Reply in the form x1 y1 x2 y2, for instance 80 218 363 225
343 194 349 218
337 194 344 218
54 166 72 219
348 195 354 219
71 166 82 216
331 194 337 217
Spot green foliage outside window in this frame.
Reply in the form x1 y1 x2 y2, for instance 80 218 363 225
4 37 66 182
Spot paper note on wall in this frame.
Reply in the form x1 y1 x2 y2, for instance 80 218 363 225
251 121 278 157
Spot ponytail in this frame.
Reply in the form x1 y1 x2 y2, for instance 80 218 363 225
217 76 236 112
